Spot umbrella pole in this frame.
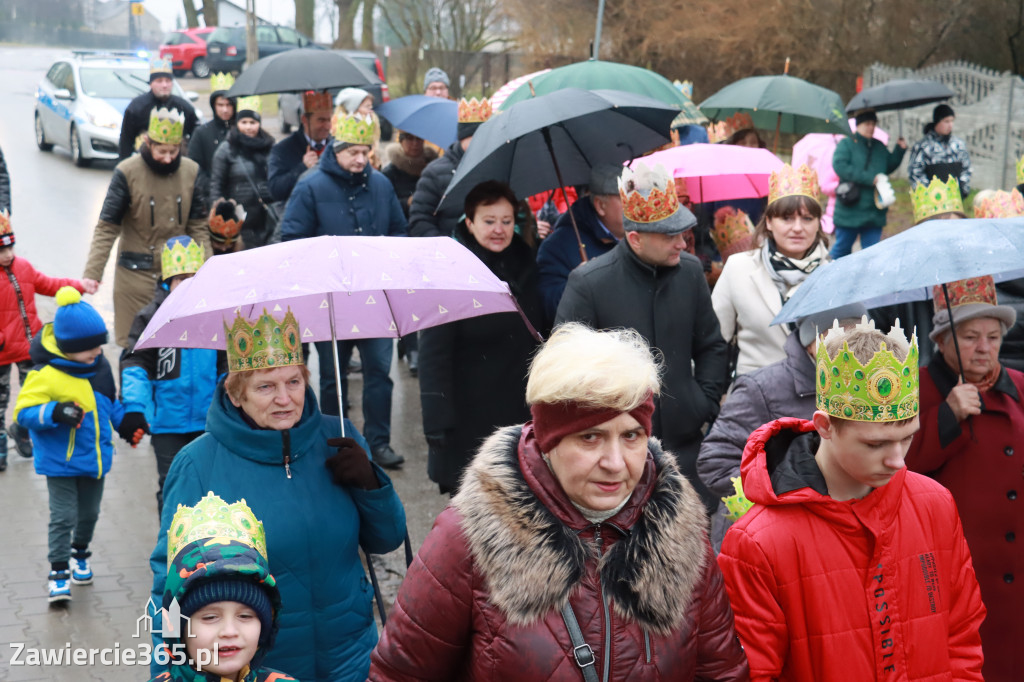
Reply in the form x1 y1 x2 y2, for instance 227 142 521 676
327 293 346 437
941 283 967 384
772 112 782 156
541 127 588 264
898 110 904 139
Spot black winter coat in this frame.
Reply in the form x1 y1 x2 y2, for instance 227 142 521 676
408 141 464 237
187 118 231 175
118 91 198 161
418 222 546 493
0 144 10 213
210 128 276 249
381 143 438 219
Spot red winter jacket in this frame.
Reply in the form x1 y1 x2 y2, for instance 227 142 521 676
370 424 749 681
719 418 985 682
0 257 83 365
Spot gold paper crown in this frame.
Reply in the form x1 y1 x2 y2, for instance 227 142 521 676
972 189 1024 219
931 275 998 314
706 112 755 143
161 237 205 280
302 91 332 113
458 97 492 124
712 207 754 260
225 308 303 373
331 112 377 146
150 56 173 77
236 95 262 114
168 492 268 566
816 318 919 423
0 210 12 247
911 176 964 223
1017 154 1024 186
147 107 185 145
618 162 681 224
768 164 820 205
209 72 235 92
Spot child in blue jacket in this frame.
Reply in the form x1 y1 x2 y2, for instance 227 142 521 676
14 287 145 603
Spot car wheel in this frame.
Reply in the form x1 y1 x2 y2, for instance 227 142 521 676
35 112 54 151
70 125 91 167
191 57 210 79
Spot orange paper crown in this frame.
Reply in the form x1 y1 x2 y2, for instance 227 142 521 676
0 210 12 247
458 97 492 124
706 112 755 143
972 189 1024 219
302 91 332 114
712 207 754 261
209 200 245 245
619 163 681 224
932 275 998 314
768 163 821 205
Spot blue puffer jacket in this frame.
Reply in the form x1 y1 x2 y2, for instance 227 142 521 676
14 325 125 478
278 146 407 240
150 381 407 682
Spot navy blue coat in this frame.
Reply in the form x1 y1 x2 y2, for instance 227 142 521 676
268 129 327 203
279 148 407 240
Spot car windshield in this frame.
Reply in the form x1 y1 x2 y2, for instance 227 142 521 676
194 32 211 43
80 67 149 98
208 27 237 43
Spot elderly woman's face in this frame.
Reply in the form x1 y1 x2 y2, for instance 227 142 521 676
547 412 648 511
939 317 1003 384
229 366 306 430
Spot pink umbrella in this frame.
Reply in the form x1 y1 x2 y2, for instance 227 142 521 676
489 69 550 110
631 143 785 203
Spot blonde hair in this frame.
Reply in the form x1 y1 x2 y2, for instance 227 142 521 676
823 323 909 364
225 364 311 403
526 323 660 411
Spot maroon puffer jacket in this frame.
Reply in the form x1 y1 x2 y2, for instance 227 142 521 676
0 257 83 365
370 423 749 681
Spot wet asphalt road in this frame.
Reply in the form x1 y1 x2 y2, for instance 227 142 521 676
0 45 447 680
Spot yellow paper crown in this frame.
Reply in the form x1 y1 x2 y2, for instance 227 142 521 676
618 162 681 224
911 176 964 223
712 207 754 260
0 210 12 246
161 237 205 280
150 56 173 77
816 317 919 423
224 308 303 373
972 189 1024 219
768 164 820 205
167 492 268 567
209 72 235 92
236 95 262 114
147 107 185 145
722 477 754 522
458 97 492 124
331 112 377 146
1017 154 1024 186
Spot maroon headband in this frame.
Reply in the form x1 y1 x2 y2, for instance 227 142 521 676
530 393 655 453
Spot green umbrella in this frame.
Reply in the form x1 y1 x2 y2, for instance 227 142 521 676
498 59 706 123
699 74 849 149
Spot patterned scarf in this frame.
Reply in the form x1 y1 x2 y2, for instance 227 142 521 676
761 239 829 302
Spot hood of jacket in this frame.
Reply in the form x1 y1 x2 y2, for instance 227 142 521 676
317 143 371 186
443 139 465 165
30 323 106 380
783 331 816 398
452 423 709 635
383 142 437 177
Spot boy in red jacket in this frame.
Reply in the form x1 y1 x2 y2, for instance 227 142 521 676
0 211 97 470
718 317 986 681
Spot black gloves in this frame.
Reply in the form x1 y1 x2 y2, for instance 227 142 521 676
325 437 379 490
117 411 149 447
52 401 84 427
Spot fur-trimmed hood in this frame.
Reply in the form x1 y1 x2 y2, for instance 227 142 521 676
383 141 437 177
452 423 709 635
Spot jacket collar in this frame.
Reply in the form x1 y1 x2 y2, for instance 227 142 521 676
619 238 678 278
318 144 371 185
928 352 1019 402
783 332 816 397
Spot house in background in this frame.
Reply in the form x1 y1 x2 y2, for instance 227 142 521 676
85 0 163 45
198 0 271 28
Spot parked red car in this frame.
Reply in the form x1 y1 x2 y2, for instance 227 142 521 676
159 27 216 78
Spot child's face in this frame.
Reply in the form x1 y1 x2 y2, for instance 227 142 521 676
65 347 102 364
185 601 261 680
0 246 14 267
819 414 920 494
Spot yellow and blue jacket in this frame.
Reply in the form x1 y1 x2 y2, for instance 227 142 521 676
13 324 124 479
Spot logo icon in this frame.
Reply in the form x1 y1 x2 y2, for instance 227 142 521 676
135 598 193 639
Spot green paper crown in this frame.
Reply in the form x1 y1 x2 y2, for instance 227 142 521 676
722 477 753 523
816 318 919 423
332 112 377 146
168 492 268 567
224 307 303 373
910 176 963 223
210 72 235 92
236 95 262 113
148 107 185 145
1017 154 1024 186
161 238 205 280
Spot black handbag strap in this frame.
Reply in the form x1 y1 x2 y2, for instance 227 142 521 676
560 600 599 682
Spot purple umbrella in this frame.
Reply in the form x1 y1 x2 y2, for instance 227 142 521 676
136 236 539 433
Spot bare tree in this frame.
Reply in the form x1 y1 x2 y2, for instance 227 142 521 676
182 0 200 28
362 0 376 49
333 0 360 48
201 0 218 26
295 0 315 38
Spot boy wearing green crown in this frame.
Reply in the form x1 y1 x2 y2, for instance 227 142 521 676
718 318 985 681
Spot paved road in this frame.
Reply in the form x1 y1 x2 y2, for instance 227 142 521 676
0 45 446 681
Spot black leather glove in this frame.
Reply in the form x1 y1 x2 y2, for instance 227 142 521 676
325 437 379 490
52 401 84 427
117 412 149 447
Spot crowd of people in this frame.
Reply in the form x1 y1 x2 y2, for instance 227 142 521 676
1 52 1022 682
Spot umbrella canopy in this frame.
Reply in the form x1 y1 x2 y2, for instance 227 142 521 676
437 88 677 214
227 49 378 96
375 95 458 149
633 143 784 203
489 69 550 110
498 60 699 113
773 217 1024 325
846 79 955 114
699 75 849 137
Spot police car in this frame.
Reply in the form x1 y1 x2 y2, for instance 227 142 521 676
34 51 201 167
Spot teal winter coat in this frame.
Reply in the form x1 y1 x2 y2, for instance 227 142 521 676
832 133 906 229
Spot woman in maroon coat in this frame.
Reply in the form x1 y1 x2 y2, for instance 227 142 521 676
906 275 1024 681
370 323 749 681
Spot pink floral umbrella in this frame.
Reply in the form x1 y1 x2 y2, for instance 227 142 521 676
630 143 785 203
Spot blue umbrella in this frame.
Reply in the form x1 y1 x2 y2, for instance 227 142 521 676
375 95 458 148
773 217 1024 325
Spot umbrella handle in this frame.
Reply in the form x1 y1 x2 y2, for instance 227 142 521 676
540 127 588 265
327 293 346 438
940 283 966 384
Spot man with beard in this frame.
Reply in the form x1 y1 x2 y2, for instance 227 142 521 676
85 108 210 347
118 57 198 162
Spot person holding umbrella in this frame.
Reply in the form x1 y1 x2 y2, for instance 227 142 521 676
830 109 907 258
908 104 972 197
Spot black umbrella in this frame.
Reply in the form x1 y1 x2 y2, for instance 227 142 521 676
437 88 678 262
227 48 378 96
845 79 955 137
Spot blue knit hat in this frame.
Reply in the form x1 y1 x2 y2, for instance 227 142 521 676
180 576 275 646
53 287 108 354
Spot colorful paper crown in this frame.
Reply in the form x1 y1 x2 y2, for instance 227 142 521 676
768 163 820 205
816 318 919 423
0 210 13 247
150 56 173 77
911 176 964 223
236 95 262 114
972 189 1024 219
331 112 377 146
209 199 245 245
302 90 332 114
209 72 235 92
931 275 997 314
1017 154 1024 186
672 80 694 98
712 206 754 260
706 112 755 143
147 107 185 145
167 492 268 566
161 237 204 280
722 477 753 523
458 97 492 124
619 162 681 224
225 308 303 373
